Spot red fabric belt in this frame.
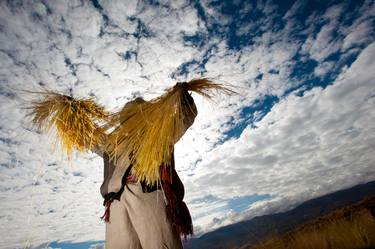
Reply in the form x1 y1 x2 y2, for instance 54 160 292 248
126 174 137 184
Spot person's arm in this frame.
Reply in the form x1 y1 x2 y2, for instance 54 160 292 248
174 88 198 144
100 152 112 198
91 144 104 157
90 125 108 158
89 128 112 198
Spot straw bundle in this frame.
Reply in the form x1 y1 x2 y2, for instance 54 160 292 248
27 79 234 185
29 91 109 158
106 78 235 186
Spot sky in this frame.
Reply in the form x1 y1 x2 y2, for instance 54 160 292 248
0 0 374 248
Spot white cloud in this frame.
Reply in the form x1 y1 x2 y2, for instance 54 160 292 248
88 242 105 249
283 0 305 19
301 4 345 62
101 0 139 25
0 0 374 248
341 2 375 52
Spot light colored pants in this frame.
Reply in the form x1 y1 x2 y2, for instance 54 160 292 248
105 183 183 249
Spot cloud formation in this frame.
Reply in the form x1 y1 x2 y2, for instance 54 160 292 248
0 0 374 248
187 42 375 232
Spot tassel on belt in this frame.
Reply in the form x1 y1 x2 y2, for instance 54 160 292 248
100 174 137 223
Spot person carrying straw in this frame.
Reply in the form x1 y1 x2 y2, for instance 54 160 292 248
28 79 234 248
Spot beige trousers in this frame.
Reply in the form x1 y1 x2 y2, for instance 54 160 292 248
105 183 183 249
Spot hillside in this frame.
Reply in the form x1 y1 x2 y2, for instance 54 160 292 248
185 181 375 249
247 196 375 249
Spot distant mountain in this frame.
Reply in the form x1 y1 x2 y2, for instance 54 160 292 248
184 180 375 249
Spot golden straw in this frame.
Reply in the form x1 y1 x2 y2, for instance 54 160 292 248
28 91 109 158
106 78 235 186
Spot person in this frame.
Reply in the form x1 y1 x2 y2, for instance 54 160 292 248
29 79 231 248
94 88 197 249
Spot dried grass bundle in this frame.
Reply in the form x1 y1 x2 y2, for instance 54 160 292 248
106 78 235 186
29 91 109 158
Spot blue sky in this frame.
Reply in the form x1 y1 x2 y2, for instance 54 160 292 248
0 0 374 248
48 241 103 249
